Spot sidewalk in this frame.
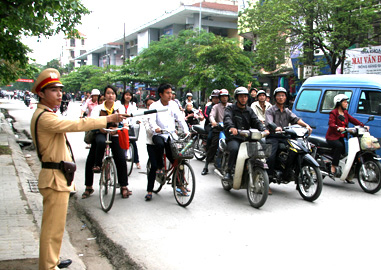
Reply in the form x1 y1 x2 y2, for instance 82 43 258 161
0 112 86 270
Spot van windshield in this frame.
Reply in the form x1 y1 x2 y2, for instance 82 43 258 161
295 89 321 112
321 90 352 113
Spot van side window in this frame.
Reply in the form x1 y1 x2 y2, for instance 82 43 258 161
357 90 381 116
321 90 352 113
295 89 321 112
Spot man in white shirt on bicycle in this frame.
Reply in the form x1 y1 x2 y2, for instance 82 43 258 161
149 83 189 174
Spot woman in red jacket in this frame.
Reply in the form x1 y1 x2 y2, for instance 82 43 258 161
325 94 364 180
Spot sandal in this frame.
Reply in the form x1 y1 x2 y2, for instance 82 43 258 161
145 193 152 201
156 169 164 175
176 187 189 197
82 188 94 199
136 163 141 169
121 186 132 198
92 166 101 173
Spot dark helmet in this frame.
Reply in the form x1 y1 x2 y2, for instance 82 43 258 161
273 87 287 97
234 86 249 99
211 89 220 97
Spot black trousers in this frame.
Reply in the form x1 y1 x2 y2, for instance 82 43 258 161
85 133 128 186
152 135 174 169
206 131 220 163
227 139 241 171
266 136 288 176
147 144 157 192
327 138 345 167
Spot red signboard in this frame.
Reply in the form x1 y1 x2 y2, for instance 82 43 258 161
16 79 34 83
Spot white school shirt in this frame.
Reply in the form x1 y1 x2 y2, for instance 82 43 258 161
149 99 189 141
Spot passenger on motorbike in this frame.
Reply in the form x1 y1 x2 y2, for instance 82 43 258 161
251 90 272 123
184 103 204 127
201 89 232 175
265 87 312 181
325 94 366 180
223 87 269 181
203 90 220 154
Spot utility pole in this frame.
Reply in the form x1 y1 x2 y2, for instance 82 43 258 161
123 23 126 91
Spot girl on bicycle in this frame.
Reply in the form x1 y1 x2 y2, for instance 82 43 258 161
120 90 141 169
83 85 132 199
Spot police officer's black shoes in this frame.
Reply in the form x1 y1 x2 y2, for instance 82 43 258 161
201 168 208 175
58 259 72 269
223 172 233 181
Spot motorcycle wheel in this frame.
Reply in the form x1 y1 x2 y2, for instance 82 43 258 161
297 164 323 202
247 167 269 209
358 157 381 194
193 137 206 161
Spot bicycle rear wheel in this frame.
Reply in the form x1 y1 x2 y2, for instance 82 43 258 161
173 161 195 207
126 145 134 176
99 158 117 212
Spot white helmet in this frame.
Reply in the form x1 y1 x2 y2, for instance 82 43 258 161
91 89 100 96
273 87 287 97
257 90 266 96
334 94 349 105
234 87 249 99
186 93 193 97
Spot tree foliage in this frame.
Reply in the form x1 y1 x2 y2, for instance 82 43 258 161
131 30 254 96
0 0 89 84
239 0 381 74
60 65 108 93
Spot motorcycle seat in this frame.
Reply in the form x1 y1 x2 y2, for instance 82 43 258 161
193 125 207 134
308 135 330 148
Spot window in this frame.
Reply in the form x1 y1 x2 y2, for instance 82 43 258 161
295 89 322 112
81 39 85 46
357 90 381 116
70 38 75 47
321 90 352 113
70 51 75 58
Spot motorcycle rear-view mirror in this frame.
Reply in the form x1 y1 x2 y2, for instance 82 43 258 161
268 122 277 132
367 116 374 122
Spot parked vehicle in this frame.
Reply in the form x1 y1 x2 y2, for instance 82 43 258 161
292 74 381 156
214 128 270 209
309 116 381 194
268 124 323 202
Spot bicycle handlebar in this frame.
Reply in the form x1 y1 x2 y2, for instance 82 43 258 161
160 129 191 141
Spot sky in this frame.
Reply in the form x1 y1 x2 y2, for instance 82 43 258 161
22 0 181 65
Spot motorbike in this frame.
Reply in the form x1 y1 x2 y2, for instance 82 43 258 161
268 123 323 202
192 124 208 161
214 128 270 209
308 116 381 194
24 95 31 107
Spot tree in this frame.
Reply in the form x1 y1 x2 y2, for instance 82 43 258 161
60 65 108 93
131 30 255 98
0 0 89 84
239 0 381 74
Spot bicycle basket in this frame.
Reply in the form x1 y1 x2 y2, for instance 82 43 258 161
247 143 272 158
170 138 194 159
128 124 140 140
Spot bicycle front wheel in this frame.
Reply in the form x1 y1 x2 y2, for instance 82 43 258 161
126 145 134 176
99 158 117 212
173 161 195 207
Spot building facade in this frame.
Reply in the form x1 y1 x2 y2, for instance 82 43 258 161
60 33 87 68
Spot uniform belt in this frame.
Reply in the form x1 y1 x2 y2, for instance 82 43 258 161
42 162 61 169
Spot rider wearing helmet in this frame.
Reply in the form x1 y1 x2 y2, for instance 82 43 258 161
265 87 312 187
222 87 269 181
325 94 365 180
171 90 183 110
182 92 198 109
251 90 272 123
202 89 232 175
204 89 221 132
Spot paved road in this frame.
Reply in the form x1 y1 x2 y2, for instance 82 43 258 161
4 99 381 270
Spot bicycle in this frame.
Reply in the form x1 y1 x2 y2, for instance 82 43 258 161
125 123 140 176
99 127 125 212
146 131 196 207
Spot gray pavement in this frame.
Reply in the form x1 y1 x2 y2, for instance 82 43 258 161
0 108 86 269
